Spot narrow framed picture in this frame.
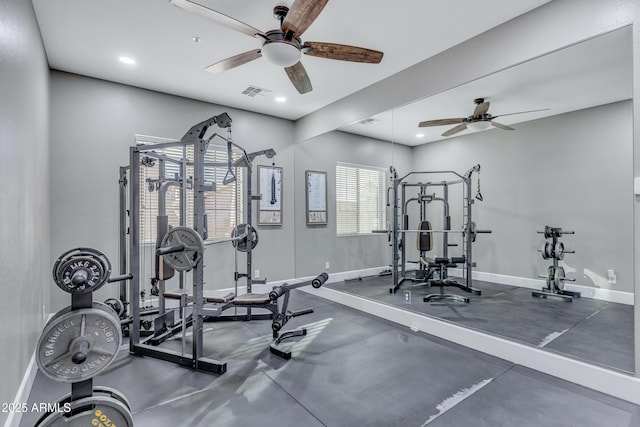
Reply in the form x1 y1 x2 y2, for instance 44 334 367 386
257 165 283 225
305 170 327 225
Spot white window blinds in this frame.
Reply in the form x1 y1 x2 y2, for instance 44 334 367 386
336 162 386 236
138 142 243 244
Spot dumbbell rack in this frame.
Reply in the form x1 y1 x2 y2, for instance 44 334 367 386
534 226 580 302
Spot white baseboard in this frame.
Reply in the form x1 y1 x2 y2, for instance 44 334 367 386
449 268 634 305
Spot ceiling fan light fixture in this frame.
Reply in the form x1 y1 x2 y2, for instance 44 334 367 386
261 40 301 67
467 121 492 131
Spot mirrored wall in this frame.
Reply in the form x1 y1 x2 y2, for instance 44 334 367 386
293 26 634 374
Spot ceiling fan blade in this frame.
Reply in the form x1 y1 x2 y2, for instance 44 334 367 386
303 42 383 63
205 50 262 73
418 118 466 127
170 0 265 38
281 0 328 37
491 121 514 131
493 108 549 118
473 101 490 116
442 123 468 137
285 61 313 94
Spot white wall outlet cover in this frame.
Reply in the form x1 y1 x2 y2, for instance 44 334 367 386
634 177 640 195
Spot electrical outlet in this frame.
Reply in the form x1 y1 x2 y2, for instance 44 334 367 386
403 290 411 304
255 269 260 278
325 262 330 270
607 269 616 284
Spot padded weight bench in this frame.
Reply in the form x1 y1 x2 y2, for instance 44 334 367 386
163 289 236 304
231 273 329 359
422 257 479 304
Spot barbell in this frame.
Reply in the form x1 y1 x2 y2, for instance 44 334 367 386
375 221 491 242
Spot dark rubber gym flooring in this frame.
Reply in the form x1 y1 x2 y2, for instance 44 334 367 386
21 291 640 426
326 274 635 374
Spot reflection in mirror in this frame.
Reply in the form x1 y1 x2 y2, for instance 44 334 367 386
293 108 405 282
324 27 633 374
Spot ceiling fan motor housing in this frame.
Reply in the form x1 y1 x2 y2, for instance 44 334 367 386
261 30 303 67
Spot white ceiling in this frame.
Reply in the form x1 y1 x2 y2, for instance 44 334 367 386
31 0 550 121
340 26 633 146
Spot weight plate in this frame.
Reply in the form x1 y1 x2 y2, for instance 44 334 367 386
159 226 204 272
36 304 122 383
104 298 124 318
52 248 111 294
546 242 554 259
546 265 555 289
554 266 566 290
544 226 552 239
539 242 550 260
35 394 133 427
231 223 259 252
92 386 132 411
553 242 565 260
44 302 119 331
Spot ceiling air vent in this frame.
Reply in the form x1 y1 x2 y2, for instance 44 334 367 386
241 85 272 97
358 118 381 125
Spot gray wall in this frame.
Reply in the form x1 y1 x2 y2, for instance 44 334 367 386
0 0 50 422
410 101 634 292
49 71 296 311
294 131 413 277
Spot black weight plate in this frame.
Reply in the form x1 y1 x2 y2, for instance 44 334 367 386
52 248 111 294
231 223 259 252
159 227 204 272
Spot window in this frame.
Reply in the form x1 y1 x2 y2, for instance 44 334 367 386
137 137 244 244
336 162 386 236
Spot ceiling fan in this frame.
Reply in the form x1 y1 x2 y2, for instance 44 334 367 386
418 98 548 137
170 0 384 94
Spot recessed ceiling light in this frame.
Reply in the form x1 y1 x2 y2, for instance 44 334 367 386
275 96 286 102
119 56 136 65
192 36 201 43
416 133 424 138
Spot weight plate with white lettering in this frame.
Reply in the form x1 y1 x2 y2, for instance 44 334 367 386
36 303 122 383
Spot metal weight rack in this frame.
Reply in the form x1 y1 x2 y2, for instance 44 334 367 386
533 225 580 302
